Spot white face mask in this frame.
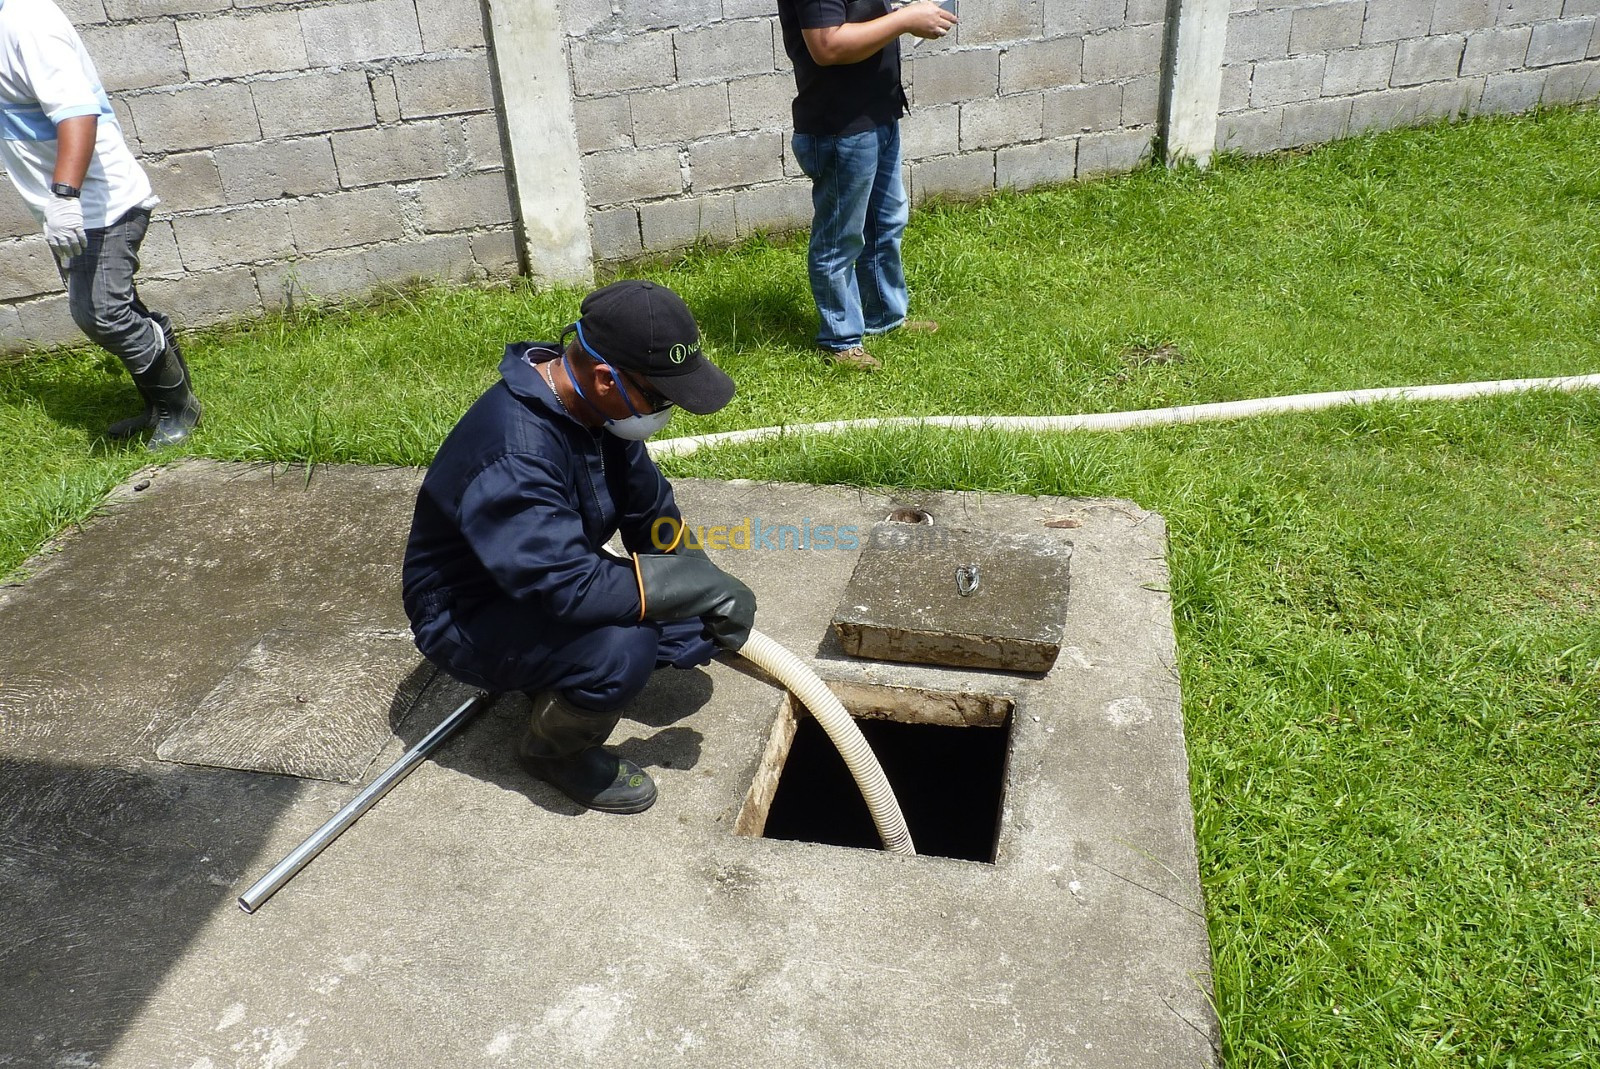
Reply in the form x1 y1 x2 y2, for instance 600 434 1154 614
601 406 674 440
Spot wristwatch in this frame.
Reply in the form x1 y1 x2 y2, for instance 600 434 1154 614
49 182 81 198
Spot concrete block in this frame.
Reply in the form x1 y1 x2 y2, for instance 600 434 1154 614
909 48 1001 105
1497 0 1566 22
723 0 776 16
1122 72 1161 125
394 55 497 118
632 82 731 147
0 188 37 240
1289 1 1366 54
961 93 1043 151
13 294 77 348
418 0 489 51
111 98 140 155
954 0 1045 44
1526 18 1595 64
1477 67 1548 108
674 19 776 80
1324 43 1398 93
729 73 797 132
1250 55 1326 106
732 181 813 237
1392 34 1467 84
103 0 227 17
1363 0 1436 42
216 137 338 202
139 265 258 327
178 11 308 81
1279 96 1352 145
689 131 785 190
1462 25 1533 72
1217 62 1251 112
581 145 683 206
253 71 377 139
0 303 23 352
58 0 108 23
366 234 479 286
571 32 678 95
1215 106 1283 154
128 83 260 152
1349 85 1424 131
471 229 519 276
462 112 507 170
256 246 365 308
1083 22 1165 80
300 0 424 65
996 136 1077 189
639 193 737 250
589 206 642 261
1224 10 1293 63
1414 75 1484 117
902 104 960 160
910 150 995 205
1076 128 1151 175
1433 0 1494 33
81 21 185 92
175 204 295 270
418 172 514 232
0 238 61 302
619 0 722 30
1540 56 1600 99
372 73 403 124
1127 0 1168 23
142 151 225 214
138 219 183 279
332 123 450 188
1043 0 1125 36
575 95 633 153
1000 37 1085 93
562 0 613 36
288 187 405 253
1567 0 1600 15
1043 81 1123 135
1593 15 1600 56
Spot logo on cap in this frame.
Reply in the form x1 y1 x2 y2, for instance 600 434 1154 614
669 343 690 365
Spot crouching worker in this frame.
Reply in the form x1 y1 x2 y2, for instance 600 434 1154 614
401 280 755 814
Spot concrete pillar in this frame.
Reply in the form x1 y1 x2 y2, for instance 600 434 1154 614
483 0 593 285
1163 0 1230 167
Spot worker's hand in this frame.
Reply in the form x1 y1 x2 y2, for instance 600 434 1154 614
635 552 756 651
43 195 87 263
902 0 957 40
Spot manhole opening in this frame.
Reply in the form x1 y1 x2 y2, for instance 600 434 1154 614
736 682 1015 864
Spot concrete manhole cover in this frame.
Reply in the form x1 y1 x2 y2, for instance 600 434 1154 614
156 627 433 782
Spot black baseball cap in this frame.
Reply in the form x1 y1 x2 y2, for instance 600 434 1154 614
570 280 735 415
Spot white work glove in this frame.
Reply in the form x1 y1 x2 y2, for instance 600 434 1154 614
43 195 87 262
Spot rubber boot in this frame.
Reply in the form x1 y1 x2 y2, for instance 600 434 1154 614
108 314 186 440
516 690 657 814
129 330 202 451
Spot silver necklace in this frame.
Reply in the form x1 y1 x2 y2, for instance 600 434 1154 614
540 360 575 418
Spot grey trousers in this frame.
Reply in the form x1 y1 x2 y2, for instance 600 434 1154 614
61 206 165 375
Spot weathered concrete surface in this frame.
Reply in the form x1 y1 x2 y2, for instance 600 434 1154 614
0 461 1215 1068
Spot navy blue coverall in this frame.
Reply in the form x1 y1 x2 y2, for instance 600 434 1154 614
401 343 714 710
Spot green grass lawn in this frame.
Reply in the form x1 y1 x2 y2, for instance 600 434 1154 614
4 106 1599 1066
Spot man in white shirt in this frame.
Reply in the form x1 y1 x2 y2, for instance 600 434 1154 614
1 0 200 448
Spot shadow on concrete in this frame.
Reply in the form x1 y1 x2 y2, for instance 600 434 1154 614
0 755 302 1065
388 662 716 818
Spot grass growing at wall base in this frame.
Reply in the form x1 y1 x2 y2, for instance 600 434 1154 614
4 106 1599 1066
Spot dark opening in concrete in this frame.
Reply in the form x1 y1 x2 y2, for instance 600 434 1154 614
737 683 1015 864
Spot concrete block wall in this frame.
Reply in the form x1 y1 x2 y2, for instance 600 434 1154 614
566 2 1167 263
1217 0 1600 154
2 0 516 351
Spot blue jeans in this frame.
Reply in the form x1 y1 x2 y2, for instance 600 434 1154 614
61 207 165 375
792 123 910 351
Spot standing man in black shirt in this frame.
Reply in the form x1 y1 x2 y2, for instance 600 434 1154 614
777 0 957 370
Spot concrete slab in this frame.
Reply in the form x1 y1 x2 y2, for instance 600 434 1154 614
0 461 1217 1068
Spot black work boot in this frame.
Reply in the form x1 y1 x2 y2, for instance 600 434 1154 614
128 326 202 451
109 314 190 439
517 690 656 814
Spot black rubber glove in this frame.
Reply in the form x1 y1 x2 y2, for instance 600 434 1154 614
635 551 756 651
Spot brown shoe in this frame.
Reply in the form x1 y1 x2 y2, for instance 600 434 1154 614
896 319 939 334
820 345 881 371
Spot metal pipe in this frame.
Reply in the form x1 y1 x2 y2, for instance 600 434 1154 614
238 690 494 914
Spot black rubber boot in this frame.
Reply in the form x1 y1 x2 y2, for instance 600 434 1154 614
108 314 189 439
128 327 202 451
517 690 656 814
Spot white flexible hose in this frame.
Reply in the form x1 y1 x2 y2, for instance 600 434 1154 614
650 374 1600 460
737 628 916 856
